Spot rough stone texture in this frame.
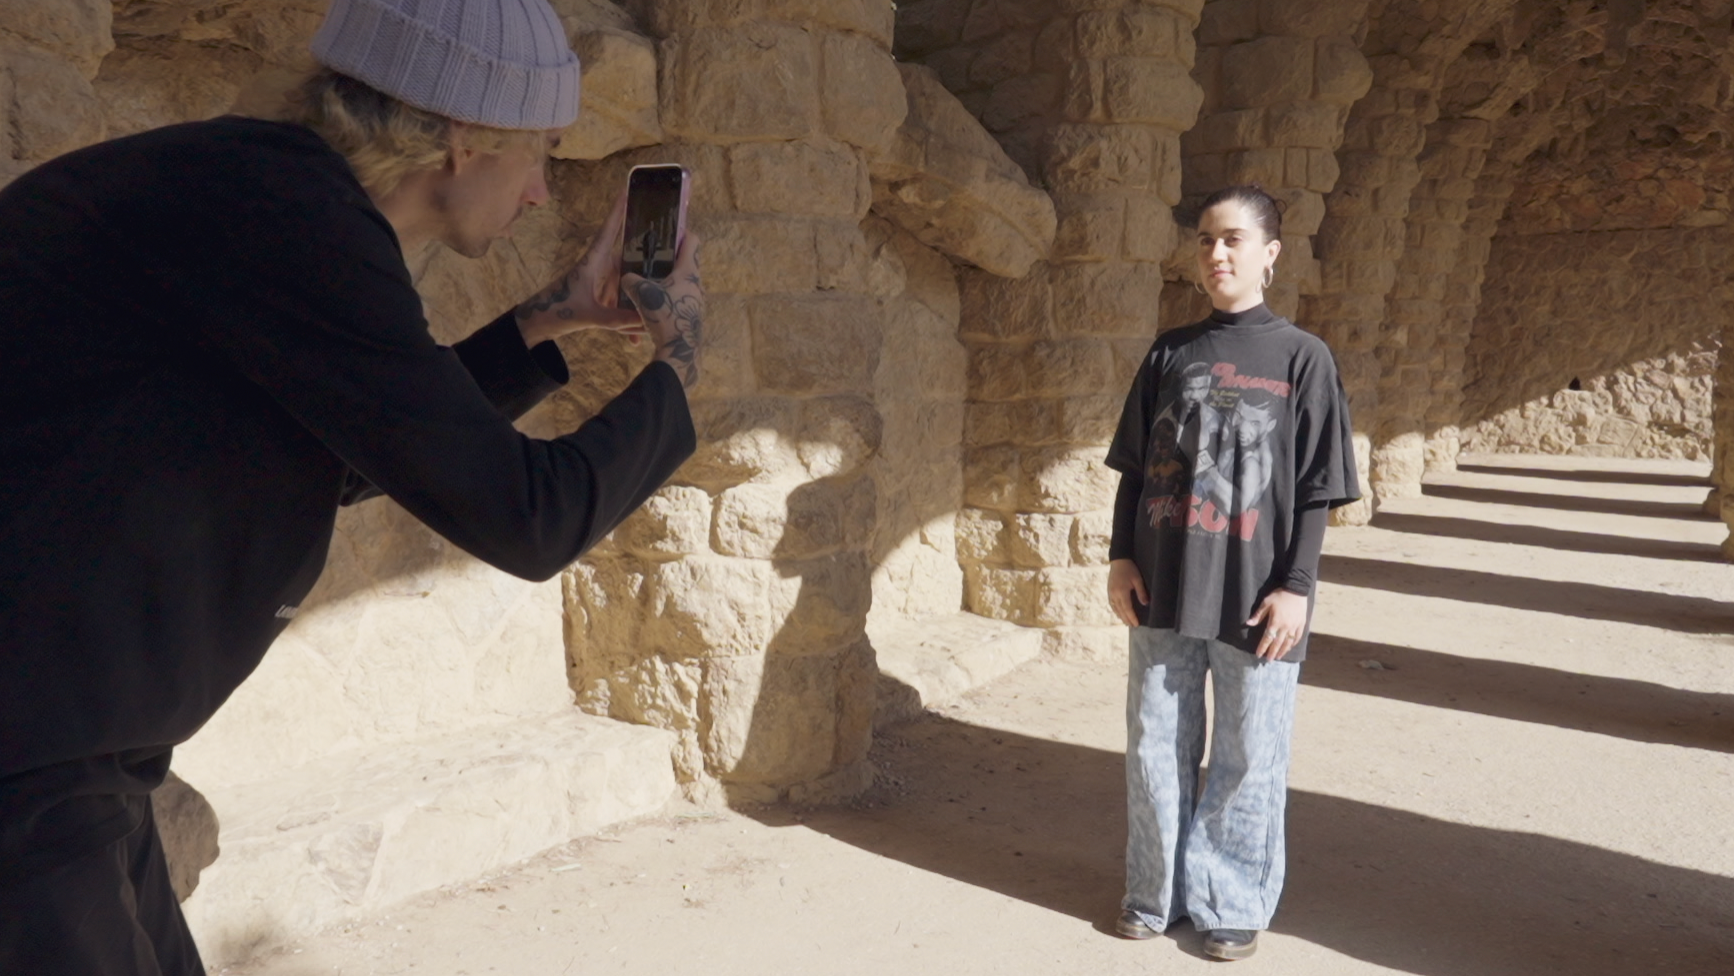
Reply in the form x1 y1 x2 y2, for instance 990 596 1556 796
1462 228 1725 462
870 63 1057 278
153 772 221 904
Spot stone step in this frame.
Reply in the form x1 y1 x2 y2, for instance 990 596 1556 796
870 612 1045 730
180 712 678 967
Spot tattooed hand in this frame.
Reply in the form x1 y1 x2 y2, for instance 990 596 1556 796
513 189 645 348
621 230 705 390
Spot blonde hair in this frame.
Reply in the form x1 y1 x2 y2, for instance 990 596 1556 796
283 68 541 198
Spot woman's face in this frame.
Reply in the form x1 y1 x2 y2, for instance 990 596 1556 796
1195 200 1281 311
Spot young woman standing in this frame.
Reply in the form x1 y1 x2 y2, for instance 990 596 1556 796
1103 185 1360 961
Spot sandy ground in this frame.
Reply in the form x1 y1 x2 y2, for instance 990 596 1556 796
229 454 1734 976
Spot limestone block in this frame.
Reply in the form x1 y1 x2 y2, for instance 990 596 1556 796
683 394 881 487
965 565 1039 625
700 215 821 294
1100 58 1204 130
1042 122 1165 195
769 550 873 652
3 0 113 74
1259 0 1371 38
728 139 870 217
553 28 663 160
963 444 1021 511
1007 513 1075 569
1221 36 1313 109
7 46 105 161
659 23 818 142
647 0 894 46
893 0 967 58
1224 147 1286 186
751 294 881 395
1049 261 1164 337
955 506 1010 566
612 485 712 557
1018 446 1119 514
1197 0 1259 46
870 64 1058 278
969 32 1034 88
713 476 873 560
702 652 839 787
153 772 220 903
1032 566 1119 627
1075 8 1184 60
959 268 1054 341
880 300 968 398
641 554 784 659
1125 194 1180 263
814 218 873 292
981 72 1063 133
94 40 259 139
1051 191 1127 262
1266 101 1342 149
820 31 906 155
871 612 1043 729
1022 339 1117 399
1188 108 1264 154
1042 625 1123 661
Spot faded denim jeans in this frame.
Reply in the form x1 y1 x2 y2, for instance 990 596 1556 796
1123 626 1299 932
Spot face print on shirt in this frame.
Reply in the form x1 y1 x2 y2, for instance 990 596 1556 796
1146 362 1290 539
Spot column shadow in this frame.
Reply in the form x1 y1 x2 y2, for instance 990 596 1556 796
1302 634 1734 753
748 718 1734 976
1454 463 1710 489
1421 483 1713 521
1370 512 1724 563
1319 554 1734 635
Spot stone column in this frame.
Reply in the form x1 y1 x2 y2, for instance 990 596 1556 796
1374 116 1491 495
902 0 1203 661
1184 0 1373 319
565 0 907 804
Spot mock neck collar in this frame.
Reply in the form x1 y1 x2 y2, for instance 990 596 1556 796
1208 302 1280 328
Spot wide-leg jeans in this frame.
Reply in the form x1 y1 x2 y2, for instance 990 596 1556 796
1122 626 1300 932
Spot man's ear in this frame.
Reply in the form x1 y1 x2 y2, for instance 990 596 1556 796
446 122 476 174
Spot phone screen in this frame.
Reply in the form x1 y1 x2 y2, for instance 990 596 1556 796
622 166 686 283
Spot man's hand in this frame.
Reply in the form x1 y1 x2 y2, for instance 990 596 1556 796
1107 558 1149 627
513 190 645 348
1247 589 1309 660
621 230 705 390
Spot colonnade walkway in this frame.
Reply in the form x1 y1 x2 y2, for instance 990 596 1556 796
235 454 1734 976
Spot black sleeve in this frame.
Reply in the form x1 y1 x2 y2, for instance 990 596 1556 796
1109 471 1141 561
1105 339 1162 476
1294 344 1361 508
1279 502 1329 596
165 185 695 582
339 315 569 506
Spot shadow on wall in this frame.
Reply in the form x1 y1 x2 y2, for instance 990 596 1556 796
750 718 1734 976
1370 511 1725 562
1319 554 1734 635
1305 633 1734 754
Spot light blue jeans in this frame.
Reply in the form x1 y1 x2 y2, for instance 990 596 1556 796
1123 626 1299 932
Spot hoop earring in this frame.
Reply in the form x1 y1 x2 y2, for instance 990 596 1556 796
1193 278 1207 295
1262 266 1274 288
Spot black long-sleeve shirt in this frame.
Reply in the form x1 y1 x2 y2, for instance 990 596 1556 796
0 118 694 857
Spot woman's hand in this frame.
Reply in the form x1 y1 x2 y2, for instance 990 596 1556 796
513 190 646 348
1247 589 1309 660
1107 558 1148 627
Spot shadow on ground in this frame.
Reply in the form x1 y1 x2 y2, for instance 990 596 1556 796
1304 634 1734 753
1371 512 1724 563
752 718 1734 976
1454 463 1709 489
1421 483 1712 521
1319 555 1734 634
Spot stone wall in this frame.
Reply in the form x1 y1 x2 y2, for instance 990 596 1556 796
1461 228 1725 461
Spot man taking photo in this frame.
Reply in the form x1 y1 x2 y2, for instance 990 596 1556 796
0 1 703 973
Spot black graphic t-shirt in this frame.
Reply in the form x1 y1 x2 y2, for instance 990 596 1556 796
1105 304 1359 661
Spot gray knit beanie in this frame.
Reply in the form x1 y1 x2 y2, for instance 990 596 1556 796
310 0 581 130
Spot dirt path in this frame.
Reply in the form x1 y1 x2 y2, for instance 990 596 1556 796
229 455 1734 976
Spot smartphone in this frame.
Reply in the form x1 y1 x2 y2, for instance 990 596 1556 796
620 164 690 307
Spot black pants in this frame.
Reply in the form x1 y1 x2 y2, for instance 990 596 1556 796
0 794 203 976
